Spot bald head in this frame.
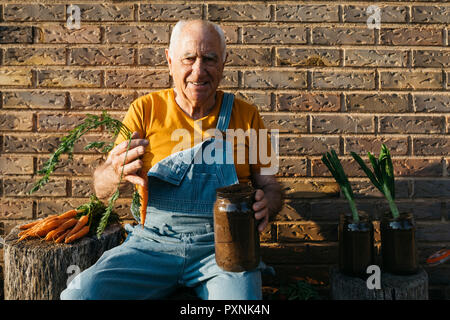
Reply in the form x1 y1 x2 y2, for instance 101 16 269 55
168 20 227 63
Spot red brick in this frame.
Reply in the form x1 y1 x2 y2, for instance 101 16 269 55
243 26 307 44
346 93 409 113
344 137 408 155
0 26 33 43
261 114 308 133
0 111 33 131
380 71 443 90
106 70 169 89
38 25 101 44
311 115 374 134
277 157 308 177
139 47 167 66
0 69 31 86
71 47 134 66
343 5 407 23
208 4 270 21
277 222 338 242
393 158 443 177
312 157 364 177
105 25 169 44
313 71 375 90
140 3 202 21
0 156 34 175
276 4 339 22
3 177 66 197
414 138 450 156
277 48 340 67
379 115 444 134
2 91 66 109
3 4 65 21
313 27 374 45
0 199 33 219
381 28 443 46
76 4 134 21
4 48 66 66
234 92 272 112
37 113 91 132
412 6 450 24
37 155 105 176
227 47 272 67
276 93 340 112
70 91 135 111
37 70 102 88
345 49 407 67
279 136 339 156
243 70 307 89
413 50 450 68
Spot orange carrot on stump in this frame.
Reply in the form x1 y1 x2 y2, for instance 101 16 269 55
65 214 89 239
57 209 79 220
55 229 71 243
65 225 90 244
44 218 78 241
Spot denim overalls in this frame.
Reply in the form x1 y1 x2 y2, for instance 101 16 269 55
60 93 264 300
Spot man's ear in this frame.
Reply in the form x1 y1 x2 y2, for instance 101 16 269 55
165 48 172 76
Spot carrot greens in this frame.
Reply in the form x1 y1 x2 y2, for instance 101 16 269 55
28 111 137 238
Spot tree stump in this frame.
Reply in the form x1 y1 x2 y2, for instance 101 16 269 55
330 266 428 300
3 223 124 300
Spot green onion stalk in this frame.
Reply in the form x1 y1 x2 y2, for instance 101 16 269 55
321 149 360 223
350 144 400 220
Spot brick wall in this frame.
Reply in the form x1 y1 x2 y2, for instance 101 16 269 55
0 1 449 299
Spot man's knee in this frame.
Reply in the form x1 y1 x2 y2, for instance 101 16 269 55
198 270 262 300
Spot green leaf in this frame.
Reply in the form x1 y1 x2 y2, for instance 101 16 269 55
351 152 381 191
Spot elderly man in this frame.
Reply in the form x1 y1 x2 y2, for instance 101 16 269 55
60 19 282 300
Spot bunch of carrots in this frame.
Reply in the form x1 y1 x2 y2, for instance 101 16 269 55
18 209 91 244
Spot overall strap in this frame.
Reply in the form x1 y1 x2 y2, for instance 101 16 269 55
215 92 234 132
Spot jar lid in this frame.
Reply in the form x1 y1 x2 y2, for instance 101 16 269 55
216 183 254 198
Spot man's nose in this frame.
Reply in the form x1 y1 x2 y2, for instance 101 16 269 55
191 58 206 76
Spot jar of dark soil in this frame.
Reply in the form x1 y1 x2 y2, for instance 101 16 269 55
380 212 418 275
338 212 374 279
214 183 260 272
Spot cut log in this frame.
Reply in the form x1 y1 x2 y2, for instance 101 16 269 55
330 266 428 300
3 223 124 300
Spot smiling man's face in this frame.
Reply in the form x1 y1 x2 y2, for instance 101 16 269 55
166 21 225 114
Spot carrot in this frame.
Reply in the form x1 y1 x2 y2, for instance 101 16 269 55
57 209 79 220
65 214 89 239
45 218 78 241
31 218 66 238
54 229 71 243
65 225 90 244
137 169 148 227
19 220 42 230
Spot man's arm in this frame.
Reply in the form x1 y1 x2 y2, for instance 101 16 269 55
251 172 283 232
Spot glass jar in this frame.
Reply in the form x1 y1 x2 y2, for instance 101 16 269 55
338 212 375 278
213 183 260 272
380 212 418 275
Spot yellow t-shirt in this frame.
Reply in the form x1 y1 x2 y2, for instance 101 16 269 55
114 88 271 183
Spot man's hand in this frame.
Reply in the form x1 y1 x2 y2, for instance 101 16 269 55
253 189 269 232
93 131 148 199
251 173 282 233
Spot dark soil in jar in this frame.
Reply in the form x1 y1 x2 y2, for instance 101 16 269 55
338 212 375 279
380 212 418 275
214 183 260 272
